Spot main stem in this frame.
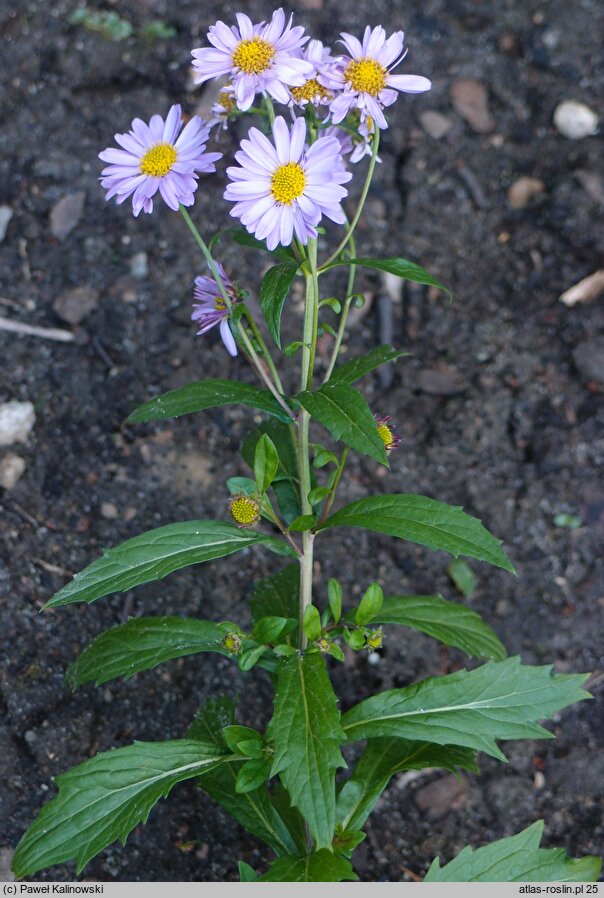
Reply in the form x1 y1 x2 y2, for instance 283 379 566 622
298 239 319 650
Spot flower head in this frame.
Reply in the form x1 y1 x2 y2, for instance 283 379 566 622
225 115 352 251
222 631 243 655
366 627 384 650
229 494 260 527
288 40 334 108
99 105 222 216
191 9 314 112
192 262 241 357
321 26 431 130
208 84 237 133
374 414 401 451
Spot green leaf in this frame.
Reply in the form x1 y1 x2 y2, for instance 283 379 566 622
259 261 300 347
287 514 317 532
308 485 330 504
318 495 514 573
258 850 357 882
236 759 271 794
251 564 299 625
312 448 339 468
337 257 451 298
337 739 478 832
191 699 299 857
303 605 322 642
448 558 477 598
12 740 230 877
127 378 292 425
425 820 602 882
45 521 294 608
242 421 300 524
223 726 261 754
328 345 410 385
254 433 280 494
266 653 346 849
355 582 384 626
342 657 591 761
238 645 268 671
66 616 231 688
375 595 506 661
253 616 292 644
328 578 343 624
238 861 259 882
296 383 388 466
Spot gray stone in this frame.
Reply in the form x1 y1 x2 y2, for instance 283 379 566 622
0 401 35 446
554 101 598 140
0 205 13 243
0 453 26 490
50 190 86 241
129 251 149 280
420 111 453 139
572 337 604 384
53 286 99 325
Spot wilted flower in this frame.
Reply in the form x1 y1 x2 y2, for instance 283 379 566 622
288 40 334 108
375 414 401 451
321 26 431 130
222 631 243 655
99 105 221 216
224 115 352 250
208 84 237 133
191 9 314 112
229 494 261 527
192 262 241 357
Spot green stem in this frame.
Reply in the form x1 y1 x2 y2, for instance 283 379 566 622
264 96 276 126
319 130 380 270
317 447 349 526
179 206 294 421
322 228 358 384
243 307 284 394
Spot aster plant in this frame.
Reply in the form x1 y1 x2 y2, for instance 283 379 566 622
13 9 601 885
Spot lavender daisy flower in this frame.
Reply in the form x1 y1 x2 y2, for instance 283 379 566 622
224 115 352 251
288 40 335 108
191 9 314 113
320 26 431 130
208 84 237 134
191 262 241 357
99 105 222 217
324 119 382 165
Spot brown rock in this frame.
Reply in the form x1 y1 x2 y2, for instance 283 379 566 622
418 364 466 395
450 79 494 133
420 111 453 139
507 177 545 209
415 774 469 819
53 286 99 325
50 191 86 241
0 453 26 489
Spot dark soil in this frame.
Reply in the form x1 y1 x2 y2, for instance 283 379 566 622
1 0 603 883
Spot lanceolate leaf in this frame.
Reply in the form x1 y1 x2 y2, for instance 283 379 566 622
317 495 514 573
259 261 300 347
328 345 409 385
342 657 591 761
12 740 232 877
66 617 231 688
425 820 602 883
337 739 478 832
338 257 451 298
266 653 346 849
258 850 357 882
375 595 506 661
127 378 292 425
296 383 388 466
44 521 294 608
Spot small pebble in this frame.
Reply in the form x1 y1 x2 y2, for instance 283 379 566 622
450 79 494 133
53 286 100 325
572 337 604 384
0 401 36 446
553 101 598 140
50 190 86 241
0 453 26 489
101 501 119 519
129 251 149 279
24 730 37 744
507 177 545 209
0 205 13 243
420 111 453 139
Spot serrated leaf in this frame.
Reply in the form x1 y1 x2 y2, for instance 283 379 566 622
67 616 230 688
259 261 300 347
188 696 236 747
342 657 591 760
296 383 388 465
251 564 299 625
258 850 357 882
328 345 409 385
254 433 279 494
266 653 346 849
12 740 231 877
318 495 514 573
337 739 478 832
448 558 477 598
425 820 602 882
375 595 506 661
337 257 451 298
127 378 292 425
44 521 294 608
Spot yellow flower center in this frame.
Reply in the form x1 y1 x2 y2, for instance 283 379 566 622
271 162 306 205
223 632 243 655
139 142 177 177
377 423 394 446
345 58 387 96
230 495 260 526
232 37 275 75
218 90 235 111
290 78 331 104
214 296 227 311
